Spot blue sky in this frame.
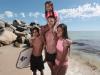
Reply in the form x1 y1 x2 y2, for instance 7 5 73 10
0 0 100 31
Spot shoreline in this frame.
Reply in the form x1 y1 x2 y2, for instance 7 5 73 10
71 49 100 71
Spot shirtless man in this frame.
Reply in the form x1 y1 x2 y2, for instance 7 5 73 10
30 27 44 75
45 16 57 75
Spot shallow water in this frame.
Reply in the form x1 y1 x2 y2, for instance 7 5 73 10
69 31 100 69
70 31 100 70
69 31 100 56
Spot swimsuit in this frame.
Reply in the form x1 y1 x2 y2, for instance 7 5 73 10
46 51 56 65
30 54 44 71
56 39 69 66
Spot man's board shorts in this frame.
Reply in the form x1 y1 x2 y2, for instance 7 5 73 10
30 54 44 71
46 51 56 65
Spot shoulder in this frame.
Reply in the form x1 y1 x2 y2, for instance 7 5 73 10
66 39 72 44
63 39 72 47
40 25 49 33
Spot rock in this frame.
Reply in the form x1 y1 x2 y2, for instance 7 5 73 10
0 30 17 45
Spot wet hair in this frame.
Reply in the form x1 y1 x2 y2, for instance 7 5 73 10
32 27 39 34
45 1 55 19
37 24 40 26
47 16 56 25
30 22 36 26
57 23 69 39
47 15 56 20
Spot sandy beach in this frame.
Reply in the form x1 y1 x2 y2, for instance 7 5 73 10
0 45 100 75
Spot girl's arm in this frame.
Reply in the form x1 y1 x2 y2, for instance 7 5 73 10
67 39 72 56
60 40 69 65
68 46 71 56
61 39 72 61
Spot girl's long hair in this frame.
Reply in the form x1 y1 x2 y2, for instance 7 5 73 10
45 1 55 19
57 23 69 39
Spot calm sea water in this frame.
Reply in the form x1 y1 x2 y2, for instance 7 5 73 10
69 31 100 40
68 31 100 56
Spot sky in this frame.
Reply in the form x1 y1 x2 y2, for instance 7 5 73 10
0 0 100 31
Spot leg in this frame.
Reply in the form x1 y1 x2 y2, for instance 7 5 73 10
53 65 60 75
47 61 54 75
58 65 68 75
43 50 47 63
40 70 44 75
33 70 37 75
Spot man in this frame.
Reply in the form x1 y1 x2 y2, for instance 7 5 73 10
44 16 57 75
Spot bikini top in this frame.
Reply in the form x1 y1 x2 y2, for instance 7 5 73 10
56 39 72 52
56 39 63 52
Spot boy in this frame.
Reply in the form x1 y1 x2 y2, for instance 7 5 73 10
30 26 44 75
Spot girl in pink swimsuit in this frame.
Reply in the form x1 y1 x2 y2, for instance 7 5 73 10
54 23 72 75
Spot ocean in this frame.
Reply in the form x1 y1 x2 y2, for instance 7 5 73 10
68 31 100 69
69 31 100 56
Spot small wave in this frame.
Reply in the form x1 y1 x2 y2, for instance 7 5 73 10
71 39 100 56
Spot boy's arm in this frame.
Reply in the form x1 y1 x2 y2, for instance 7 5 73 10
29 38 34 47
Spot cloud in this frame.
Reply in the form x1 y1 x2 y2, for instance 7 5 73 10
29 12 40 18
57 3 100 20
4 11 14 18
0 14 4 19
29 12 44 18
20 12 25 18
29 12 33 17
0 11 26 19
41 14 45 18
14 13 18 17
0 3 100 22
33 12 40 18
